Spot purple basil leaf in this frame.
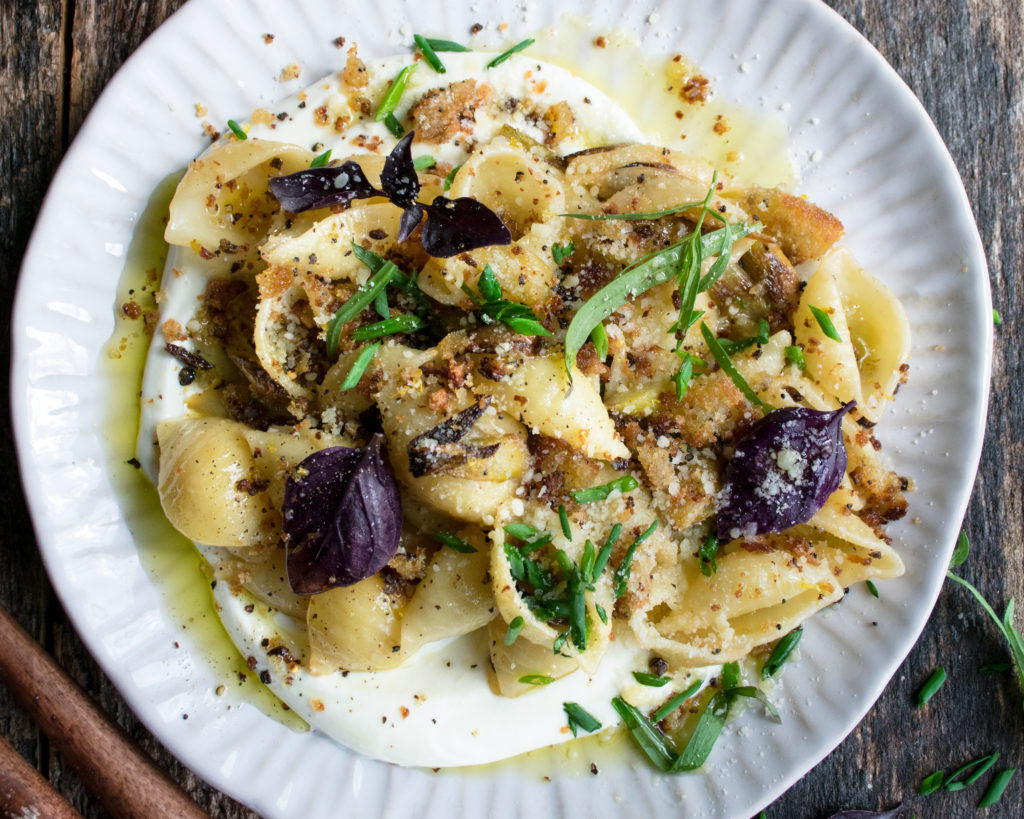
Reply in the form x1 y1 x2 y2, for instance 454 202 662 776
826 807 904 819
421 196 513 257
283 434 402 594
268 161 381 212
398 203 426 242
716 402 855 540
380 131 421 204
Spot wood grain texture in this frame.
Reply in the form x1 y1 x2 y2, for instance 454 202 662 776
1 1 1020 818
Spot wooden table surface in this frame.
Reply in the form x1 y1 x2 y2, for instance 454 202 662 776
2 1 1021 816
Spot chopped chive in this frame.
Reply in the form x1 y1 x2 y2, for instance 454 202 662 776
671 689 731 771
784 344 806 369
866 580 880 598
917 667 947 706
339 342 381 390
610 696 677 771
700 322 775 414
809 305 843 342
590 323 609 361
613 521 658 599
592 523 621 578
919 769 945 795
596 603 608 624
309 149 332 168
571 475 638 504
558 505 572 539
486 38 535 69
946 752 1000 791
443 162 463 191
373 287 390 319
632 671 672 687
519 674 555 685
413 34 446 73
563 201 706 221
761 628 802 679
226 119 247 140
652 679 703 722
552 241 576 265
981 663 1013 674
374 64 417 122
422 37 471 52
563 702 602 737
351 313 425 340
552 632 569 656
434 531 477 554
504 616 524 645
383 112 404 138
325 262 398 358
413 154 436 170
993 308 1003 326
978 768 1015 807
950 529 970 567
720 661 740 691
502 522 552 554
698 530 719 577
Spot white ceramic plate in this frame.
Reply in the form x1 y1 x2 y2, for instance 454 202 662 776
12 1 991 817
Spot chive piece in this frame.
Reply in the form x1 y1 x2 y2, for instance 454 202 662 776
374 64 417 122
950 529 970 567
519 674 555 686
672 352 696 401
919 770 945 795
651 679 703 722
373 287 390 319
700 322 775 414
383 112 404 138
720 661 740 691
502 522 552 554
726 686 781 722
613 521 658 599
504 615 524 645
761 628 803 679
339 343 381 390
590 323 609 361
226 119 247 140
413 34 446 73
413 154 436 170
443 162 462 191
697 219 733 291
563 702 602 737
552 632 569 656
981 663 1013 674
946 753 1000 791
632 671 672 687
325 262 397 358
866 579 880 598
310 149 332 168
671 690 731 771
423 37 472 52
917 667 947 706
592 524 621 579
486 38 535 68
571 476 638 504
563 223 751 376
698 530 719 577
558 505 572 539
596 603 608 624
993 308 1003 326
563 201 705 221
809 305 843 342
351 313 425 340
784 344 806 369
434 531 477 554
552 241 576 264
465 264 553 337
610 696 677 772
978 769 1015 808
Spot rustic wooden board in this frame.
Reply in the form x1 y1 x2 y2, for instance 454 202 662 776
1 1 1020 816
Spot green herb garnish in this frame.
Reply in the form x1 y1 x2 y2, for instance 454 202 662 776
519 674 555 685
700 322 775 414
761 628 802 679
421 37 472 52
981 663 1013 675
632 671 672 687
571 475 638 504
563 702 602 737
610 697 677 771
486 38 535 68
947 532 1024 709
310 149 332 168
592 524 621 579
919 770 945 795
503 522 552 554
612 521 658 599
374 64 417 122
383 112 404 138
463 264 553 337
591 323 609 361
339 342 381 390
226 119 247 140
563 201 705 221
504 615 524 645
917 667 947 706
978 769 1015 807
866 579 880 598
325 262 398 359
809 304 843 342
717 318 770 356
434 531 477 554
721 661 740 691
698 530 719 577
413 34 446 73
651 679 702 722
993 308 1003 326
413 154 436 170
945 752 1000 791
552 241 576 265
784 344 806 369
443 162 463 191
558 505 572 539
351 313 425 340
